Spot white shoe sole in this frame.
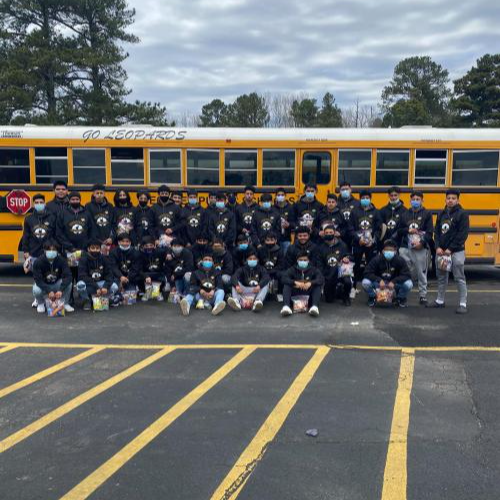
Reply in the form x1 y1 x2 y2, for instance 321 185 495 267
180 300 190 316
227 298 241 311
212 302 226 316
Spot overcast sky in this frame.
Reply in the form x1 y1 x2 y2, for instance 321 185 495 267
124 0 500 118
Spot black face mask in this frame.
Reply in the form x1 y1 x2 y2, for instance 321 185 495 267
119 198 128 205
323 234 335 242
89 251 100 258
70 202 80 209
139 200 148 207
160 195 169 203
265 243 276 248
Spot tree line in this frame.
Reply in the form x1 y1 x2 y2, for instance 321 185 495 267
0 1 499 128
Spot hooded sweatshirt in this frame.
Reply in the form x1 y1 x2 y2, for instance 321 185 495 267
434 204 469 253
33 254 72 291
56 205 92 252
85 197 116 243
78 252 114 288
22 210 56 257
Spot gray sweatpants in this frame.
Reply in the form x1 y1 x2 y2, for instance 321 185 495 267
436 250 467 306
400 247 429 298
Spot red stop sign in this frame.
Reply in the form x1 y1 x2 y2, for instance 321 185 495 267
6 190 32 215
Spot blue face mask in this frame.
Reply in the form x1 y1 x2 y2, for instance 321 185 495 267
238 243 248 251
383 251 395 260
297 260 309 269
216 201 225 209
411 200 421 209
262 201 271 209
202 260 213 269
188 198 197 206
360 198 371 208
305 192 314 200
45 250 57 260
247 259 258 268
340 189 350 199
34 203 45 212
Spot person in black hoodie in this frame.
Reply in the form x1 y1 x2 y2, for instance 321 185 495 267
235 186 258 236
207 192 236 249
251 194 281 248
56 191 92 254
113 190 137 245
317 225 353 305
179 253 226 316
379 186 407 247
152 185 183 240
164 238 194 296
137 236 168 300
46 180 69 216
227 250 270 312
133 190 155 244
22 194 56 260
427 189 469 314
191 233 211 269
399 191 434 305
285 226 318 269
292 184 324 238
232 233 257 269
109 233 142 291
257 232 284 297
338 182 360 223
348 190 383 288
211 238 234 288
76 238 118 310
280 251 324 317
274 187 295 256
316 193 348 243
182 190 206 246
362 239 413 307
85 184 115 245
32 240 73 313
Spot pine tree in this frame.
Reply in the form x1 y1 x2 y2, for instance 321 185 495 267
317 92 342 127
290 98 318 127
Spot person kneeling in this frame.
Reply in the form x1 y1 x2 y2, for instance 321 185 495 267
77 239 118 311
179 254 226 316
280 252 324 317
227 251 270 312
361 240 413 308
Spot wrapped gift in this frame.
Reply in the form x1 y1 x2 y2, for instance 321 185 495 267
292 295 309 313
46 298 65 317
240 293 255 310
358 229 374 247
408 232 424 249
338 261 354 278
92 295 109 312
101 244 111 257
122 290 137 305
67 250 82 267
376 288 394 305
158 234 173 248
437 255 452 272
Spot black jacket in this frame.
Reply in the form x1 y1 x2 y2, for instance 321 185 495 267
85 198 116 243
251 207 281 246
236 202 258 235
285 240 318 269
348 204 383 246
317 239 351 280
213 249 234 275
231 244 258 269
293 196 324 232
151 200 182 239
434 204 469 253
399 207 434 248
109 246 142 282
316 208 348 241
189 268 223 294
274 201 295 242
380 202 407 245
191 243 211 269
164 248 194 280
232 264 270 288
338 196 360 222
21 210 56 257
364 254 411 284
114 204 137 244
181 204 206 245
281 264 324 287
78 252 114 288
139 249 167 281
33 254 72 291
207 208 236 247
257 244 284 274
133 206 155 242
56 205 92 252
46 197 68 216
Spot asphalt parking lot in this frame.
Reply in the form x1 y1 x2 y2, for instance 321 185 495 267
0 264 499 500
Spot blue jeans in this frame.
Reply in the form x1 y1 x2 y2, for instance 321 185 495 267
76 280 119 301
184 289 225 307
175 273 192 296
33 280 72 304
280 241 291 256
361 279 413 300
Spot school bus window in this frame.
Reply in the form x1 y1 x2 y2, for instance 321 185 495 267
338 150 371 186
452 150 499 186
225 150 257 186
414 149 447 186
376 150 409 186
187 149 219 186
73 149 106 185
262 150 295 186
302 151 331 185
111 148 144 185
149 150 181 185
0 148 30 184
35 147 68 184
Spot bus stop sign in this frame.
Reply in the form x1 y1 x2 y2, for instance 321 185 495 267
6 190 32 215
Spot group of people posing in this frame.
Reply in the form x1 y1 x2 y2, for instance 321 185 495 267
23 179 470 317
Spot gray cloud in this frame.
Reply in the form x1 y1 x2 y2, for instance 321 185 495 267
124 0 500 117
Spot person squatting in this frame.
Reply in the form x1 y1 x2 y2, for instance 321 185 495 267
24 181 470 317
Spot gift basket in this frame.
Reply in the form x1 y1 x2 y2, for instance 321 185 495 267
92 295 109 312
292 295 309 313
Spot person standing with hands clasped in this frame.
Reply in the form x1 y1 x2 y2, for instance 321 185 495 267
427 189 469 314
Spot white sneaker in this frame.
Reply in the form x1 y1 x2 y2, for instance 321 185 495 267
349 288 356 300
156 294 164 302
32 299 37 308
227 297 242 311
36 303 46 314
212 301 226 316
280 305 293 317
252 300 263 312
180 298 190 316
308 306 319 317
276 294 284 303
64 304 75 313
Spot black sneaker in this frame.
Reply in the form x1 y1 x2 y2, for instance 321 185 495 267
368 298 375 307
456 305 468 314
397 298 408 308
83 300 92 311
426 301 445 309
343 297 352 307
419 297 427 306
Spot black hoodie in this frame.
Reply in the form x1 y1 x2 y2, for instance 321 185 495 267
164 247 194 281
338 195 360 222
33 254 72 291
22 210 56 257
56 205 92 252
78 252 114 288
293 196 324 232
281 263 324 287
85 197 116 243
151 199 182 238
274 200 295 242
348 204 383 246
251 206 281 246
114 202 137 244
207 208 236 247
285 240 318 269
434 204 469 253
316 239 351 280
109 246 141 282
133 205 155 242
236 201 258 235
364 254 411 284
139 248 167 281
181 204 206 245
232 263 270 288
46 196 68 216
316 207 348 241
380 201 407 245
213 249 234 275
399 206 434 248
257 244 284 274
189 268 223 294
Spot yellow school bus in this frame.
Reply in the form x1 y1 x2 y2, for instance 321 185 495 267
0 126 499 264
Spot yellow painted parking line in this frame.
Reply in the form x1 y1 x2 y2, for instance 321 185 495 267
0 345 18 355
0 283 32 288
0 346 105 400
59 347 256 500
381 349 415 500
210 346 330 500
0 347 175 455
